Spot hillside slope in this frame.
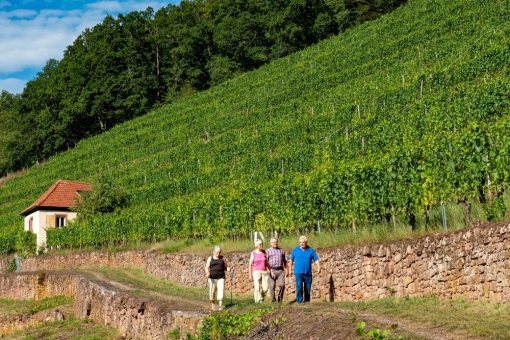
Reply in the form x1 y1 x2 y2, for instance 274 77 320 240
0 0 509 250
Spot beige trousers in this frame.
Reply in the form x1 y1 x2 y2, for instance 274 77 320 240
252 270 268 303
209 278 224 302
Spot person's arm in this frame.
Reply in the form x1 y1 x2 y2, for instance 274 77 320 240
224 257 230 272
265 252 272 271
282 251 288 274
313 250 321 274
248 252 253 280
205 256 211 278
287 249 294 277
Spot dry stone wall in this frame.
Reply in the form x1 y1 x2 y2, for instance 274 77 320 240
22 250 146 272
8 222 510 302
0 307 67 335
0 272 205 339
142 222 510 302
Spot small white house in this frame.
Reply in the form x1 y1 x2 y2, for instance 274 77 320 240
21 180 92 249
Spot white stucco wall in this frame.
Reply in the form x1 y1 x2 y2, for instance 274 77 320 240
24 210 78 248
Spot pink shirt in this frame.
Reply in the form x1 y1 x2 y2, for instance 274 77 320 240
251 251 267 271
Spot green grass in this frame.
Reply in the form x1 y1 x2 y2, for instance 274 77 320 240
339 296 510 339
157 224 432 256
5 317 119 340
0 0 510 252
0 296 72 316
81 267 253 307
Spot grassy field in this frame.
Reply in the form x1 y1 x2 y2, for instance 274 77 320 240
0 296 72 316
0 296 117 340
339 296 510 339
5 318 119 340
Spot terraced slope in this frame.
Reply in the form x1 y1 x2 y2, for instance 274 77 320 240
0 0 509 250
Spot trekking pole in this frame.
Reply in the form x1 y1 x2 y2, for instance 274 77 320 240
230 267 234 307
205 277 209 299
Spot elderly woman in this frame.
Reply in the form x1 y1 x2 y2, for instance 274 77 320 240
248 239 271 303
205 245 229 310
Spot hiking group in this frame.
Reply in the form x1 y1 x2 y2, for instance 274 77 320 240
205 235 321 310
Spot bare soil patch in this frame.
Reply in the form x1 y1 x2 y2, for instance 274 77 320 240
247 303 473 340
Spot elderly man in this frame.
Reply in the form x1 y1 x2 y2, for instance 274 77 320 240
266 237 288 302
289 235 320 303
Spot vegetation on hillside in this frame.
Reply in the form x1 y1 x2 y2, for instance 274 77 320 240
0 0 405 177
0 296 72 316
6 318 119 339
340 296 510 339
0 0 509 252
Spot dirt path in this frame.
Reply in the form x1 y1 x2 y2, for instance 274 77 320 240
247 304 474 340
82 269 210 311
78 268 479 339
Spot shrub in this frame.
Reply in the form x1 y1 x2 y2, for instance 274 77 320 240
74 175 129 220
16 230 36 256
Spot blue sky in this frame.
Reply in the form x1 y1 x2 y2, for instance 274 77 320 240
0 0 178 94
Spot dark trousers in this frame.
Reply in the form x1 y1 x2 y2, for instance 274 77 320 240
268 269 285 302
295 273 312 303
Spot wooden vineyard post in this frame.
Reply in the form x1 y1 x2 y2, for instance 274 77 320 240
441 202 448 230
391 205 396 231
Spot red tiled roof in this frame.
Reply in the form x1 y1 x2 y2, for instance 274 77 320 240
21 180 92 216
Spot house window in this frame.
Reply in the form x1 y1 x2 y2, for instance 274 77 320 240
28 217 33 232
56 215 67 228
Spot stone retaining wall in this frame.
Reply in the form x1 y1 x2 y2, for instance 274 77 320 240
142 222 510 302
0 272 205 339
0 308 67 335
9 222 510 302
22 250 146 272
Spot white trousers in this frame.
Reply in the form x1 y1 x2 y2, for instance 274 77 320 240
252 270 268 303
209 278 224 302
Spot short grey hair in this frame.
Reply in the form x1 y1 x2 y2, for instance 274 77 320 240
270 237 278 243
213 245 221 254
299 235 308 242
255 239 263 246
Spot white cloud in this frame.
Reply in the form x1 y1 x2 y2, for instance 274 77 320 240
87 1 168 12
0 9 94 74
0 1 169 92
0 9 37 18
0 78 26 94
86 1 123 12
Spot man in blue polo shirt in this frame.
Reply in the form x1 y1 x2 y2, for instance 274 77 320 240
289 235 320 303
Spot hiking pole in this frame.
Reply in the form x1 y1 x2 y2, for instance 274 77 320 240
205 277 209 299
230 267 234 307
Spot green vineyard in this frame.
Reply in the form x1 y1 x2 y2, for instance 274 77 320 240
0 0 509 251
